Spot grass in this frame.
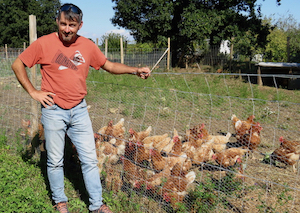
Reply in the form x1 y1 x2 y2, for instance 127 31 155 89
86 69 300 133
0 135 54 212
87 69 300 104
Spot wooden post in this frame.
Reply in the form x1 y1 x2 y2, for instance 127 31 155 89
105 39 108 58
120 37 124 64
257 66 263 86
287 36 290 63
23 42 26 50
4 44 8 60
96 38 99 46
29 15 38 137
167 37 170 71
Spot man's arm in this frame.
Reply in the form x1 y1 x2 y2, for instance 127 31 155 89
11 57 55 107
101 60 151 79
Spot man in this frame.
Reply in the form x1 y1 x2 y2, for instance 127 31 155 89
11 3 151 213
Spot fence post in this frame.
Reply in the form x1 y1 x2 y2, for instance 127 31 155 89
120 37 124 64
167 37 170 71
287 36 290 63
257 66 263 86
29 15 39 137
5 44 8 60
23 42 26 51
105 39 108 58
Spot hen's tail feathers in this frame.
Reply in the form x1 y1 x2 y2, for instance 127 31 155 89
185 171 196 185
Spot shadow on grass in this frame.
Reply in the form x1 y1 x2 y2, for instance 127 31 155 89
21 135 90 208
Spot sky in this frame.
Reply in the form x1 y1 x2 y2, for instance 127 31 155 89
61 0 300 43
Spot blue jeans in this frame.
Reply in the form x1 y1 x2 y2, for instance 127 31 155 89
41 99 103 211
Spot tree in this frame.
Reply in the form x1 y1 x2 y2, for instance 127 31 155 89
111 0 281 67
0 0 60 47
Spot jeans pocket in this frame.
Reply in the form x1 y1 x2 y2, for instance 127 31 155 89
78 99 87 108
44 104 58 110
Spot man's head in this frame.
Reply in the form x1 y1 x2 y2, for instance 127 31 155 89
57 3 83 23
56 3 83 43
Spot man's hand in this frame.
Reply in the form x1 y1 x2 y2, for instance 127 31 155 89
30 90 56 108
135 67 151 79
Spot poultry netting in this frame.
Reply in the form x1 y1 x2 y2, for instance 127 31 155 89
2 68 300 212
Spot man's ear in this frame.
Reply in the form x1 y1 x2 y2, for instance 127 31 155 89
79 21 83 30
56 18 59 25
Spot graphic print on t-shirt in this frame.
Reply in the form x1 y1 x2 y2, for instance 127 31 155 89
52 50 85 71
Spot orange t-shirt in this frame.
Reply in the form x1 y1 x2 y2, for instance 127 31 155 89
19 33 107 109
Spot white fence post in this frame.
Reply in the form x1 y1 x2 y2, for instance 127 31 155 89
29 14 39 137
120 37 124 64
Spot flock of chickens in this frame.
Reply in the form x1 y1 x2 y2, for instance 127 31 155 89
21 113 300 208
92 113 300 208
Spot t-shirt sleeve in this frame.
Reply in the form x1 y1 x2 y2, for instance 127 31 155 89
18 39 42 68
90 44 107 70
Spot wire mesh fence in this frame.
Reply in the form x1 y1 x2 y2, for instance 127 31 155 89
1 51 300 212
103 48 169 69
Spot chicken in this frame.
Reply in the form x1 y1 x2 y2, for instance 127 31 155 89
134 164 172 191
271 147 300 173
124 140 137 161
104 166 122 192
279 136 300 153
159 170 196 208
189 142 214 165
150 148 168 172
150 144 188 173
21 119 45 141
236 122 263 158
170 161 192 177
142 133 170 149
128 126 152 143
183 123 209 152
208 132 232 153
170 135 183 156
184 123 210 148
96 118 126 147
125 126 154 161
212 147 248 168
134 141 151 166
101 120 114 142
231 114 256 138
270 137 300 173
158 129 180 153
96 138 125 172
121 156 152 188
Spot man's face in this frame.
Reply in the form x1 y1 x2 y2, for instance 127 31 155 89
56 12 83 43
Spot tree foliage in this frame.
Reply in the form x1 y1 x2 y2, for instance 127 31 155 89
265 26 287 62
99 32 129 49
262 15 300 63
0 0 60 47
111 0 280 67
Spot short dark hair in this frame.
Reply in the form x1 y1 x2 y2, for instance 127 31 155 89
57 3 83 23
